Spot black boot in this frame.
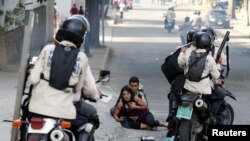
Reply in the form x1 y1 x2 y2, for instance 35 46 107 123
166 92 178 122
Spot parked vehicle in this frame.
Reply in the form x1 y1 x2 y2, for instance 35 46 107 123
205 9 230 29
211 0 243 10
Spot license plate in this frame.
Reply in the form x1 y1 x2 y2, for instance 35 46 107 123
176 106 193 120
218 21 223 25
164 136 175 141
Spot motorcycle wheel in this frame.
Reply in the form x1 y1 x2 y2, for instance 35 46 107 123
177 120 191 141
177 113 200 141
218 103 234 125
78 132 95 141
168 27 171 33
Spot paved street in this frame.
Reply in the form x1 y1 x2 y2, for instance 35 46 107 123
95 0 250 141
1 0 250 141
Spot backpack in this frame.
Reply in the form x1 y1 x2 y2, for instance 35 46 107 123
161 48 184 84
49 45 79 90
186 51 208 82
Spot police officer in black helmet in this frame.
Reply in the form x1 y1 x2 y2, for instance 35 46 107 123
178 32 224 95
201 27 217 43
28 15 100 121
201 27 227 68
187 29 199 44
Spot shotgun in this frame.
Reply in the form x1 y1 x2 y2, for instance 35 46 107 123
215 31 230 63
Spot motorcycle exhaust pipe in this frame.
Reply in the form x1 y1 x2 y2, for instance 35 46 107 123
195 99 208 117
50 129 70 141
195 99 207 109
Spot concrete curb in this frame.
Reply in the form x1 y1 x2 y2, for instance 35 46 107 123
101 46 111 70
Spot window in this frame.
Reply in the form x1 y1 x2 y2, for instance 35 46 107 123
211 10 226 16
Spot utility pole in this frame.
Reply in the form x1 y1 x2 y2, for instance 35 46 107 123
101 0 105 46
11 11 35 141
46 0 54 43
244 0 249 26
228 0 236 19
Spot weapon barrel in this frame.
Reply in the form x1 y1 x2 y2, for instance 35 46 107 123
216 31 230 63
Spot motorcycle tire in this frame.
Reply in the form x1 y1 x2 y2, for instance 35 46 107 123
177 114 200 141
78 132 95 141
177 120 191 141
218 103 234 125
168 28 171 33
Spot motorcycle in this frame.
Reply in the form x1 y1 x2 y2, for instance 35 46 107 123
163 13 175 33
23 94 103 141
166 21 175 33
6 57 112 141
166 85 236 141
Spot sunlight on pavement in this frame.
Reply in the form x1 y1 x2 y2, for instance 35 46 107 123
112 36 180 43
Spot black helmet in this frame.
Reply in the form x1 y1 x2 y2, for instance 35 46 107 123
187 30 199 43
55 15 90 47
185 16 190 22
196 33 212 50
201 27 217 42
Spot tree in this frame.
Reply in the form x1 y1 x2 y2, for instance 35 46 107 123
86 0 101 48
244 0 249 26
228 0 236 19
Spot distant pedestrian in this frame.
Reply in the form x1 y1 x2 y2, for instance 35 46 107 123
70 4 78 15
79 5 85 15
119 2 125 20
53 3 59 30
179 16 194 45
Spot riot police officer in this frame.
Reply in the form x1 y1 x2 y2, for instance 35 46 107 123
28 15 100 120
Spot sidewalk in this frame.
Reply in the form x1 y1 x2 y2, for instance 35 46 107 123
231 16 250 38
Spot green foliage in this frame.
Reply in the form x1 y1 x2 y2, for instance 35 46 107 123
4 4 25 31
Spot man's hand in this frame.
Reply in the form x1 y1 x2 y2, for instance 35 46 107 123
116 117 125 122
180 47 188 53
215 79 224 85
128 102 137 109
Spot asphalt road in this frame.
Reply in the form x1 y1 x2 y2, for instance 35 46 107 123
99 0 250 141
1 1 250 141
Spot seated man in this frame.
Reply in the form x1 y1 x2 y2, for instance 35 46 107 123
110 76 148 117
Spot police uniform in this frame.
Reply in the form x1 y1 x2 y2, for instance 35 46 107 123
28 41 89 119
178 48 220 94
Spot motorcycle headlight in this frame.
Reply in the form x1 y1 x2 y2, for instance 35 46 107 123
209 17 216 22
